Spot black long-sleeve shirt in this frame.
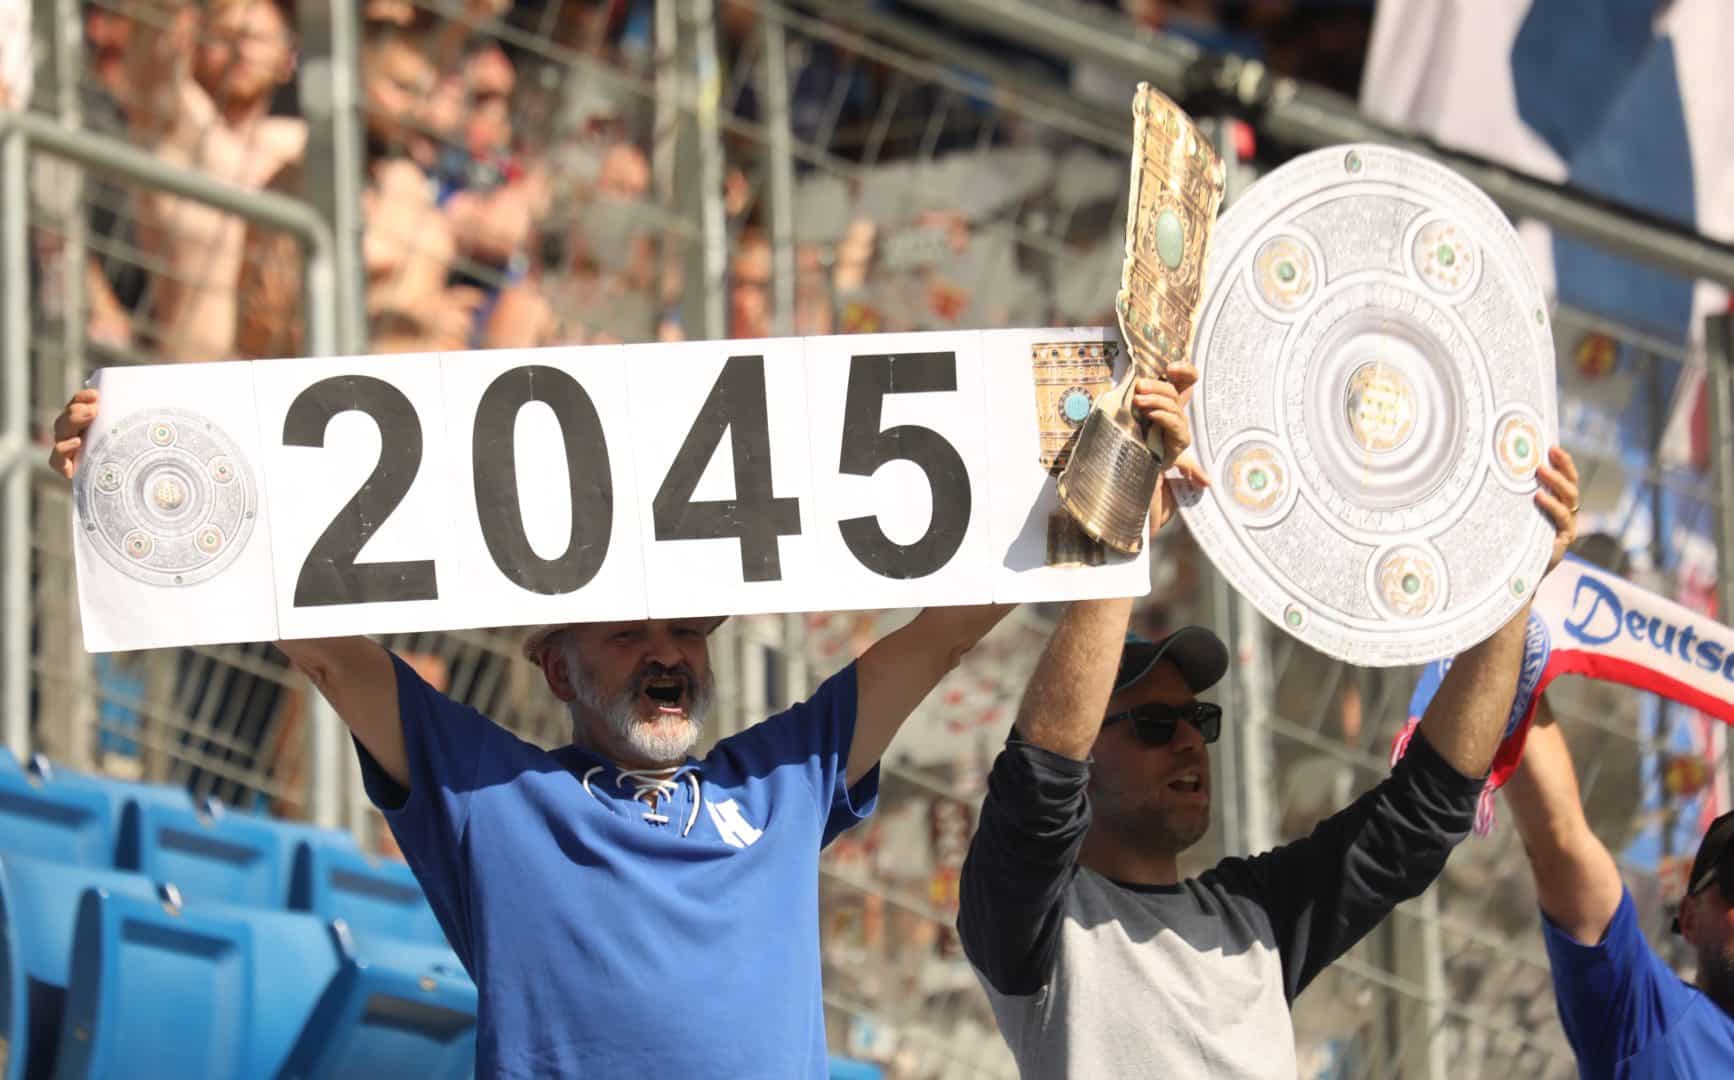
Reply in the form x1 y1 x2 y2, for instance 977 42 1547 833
957 728 1481 1078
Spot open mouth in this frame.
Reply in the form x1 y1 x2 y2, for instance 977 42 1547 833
640 673 689 714
1167 772 1205 797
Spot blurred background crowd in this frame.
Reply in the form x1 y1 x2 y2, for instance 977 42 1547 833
2 0 1729 1077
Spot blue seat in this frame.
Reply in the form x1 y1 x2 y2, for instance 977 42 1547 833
254 816 361 860
280 926 476 1080
0 771 116 868
121 801 294 908
0 747 17 774
289 843 445 948
24 757 195 868
0 853 158 1080
54 889 342 1079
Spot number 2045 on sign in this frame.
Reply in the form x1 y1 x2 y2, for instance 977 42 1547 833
70 329 1152 652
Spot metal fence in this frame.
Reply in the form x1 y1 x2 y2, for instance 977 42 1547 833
3 0 1732 1077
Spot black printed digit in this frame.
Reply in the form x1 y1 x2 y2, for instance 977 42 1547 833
283 375 438 606
471 365 614 595
836 352 971 579
652 355 802 582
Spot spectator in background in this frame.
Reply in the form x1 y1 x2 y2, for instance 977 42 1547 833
1504 696 1734 1076
729 226 773 340
79 4 153 349
357 16 479 345
234 159 306 358
435 43 556 347
0 0 29 112
122 0 305 362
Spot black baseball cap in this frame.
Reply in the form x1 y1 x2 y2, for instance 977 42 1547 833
1672 810 1734 934
1112 626 1230 698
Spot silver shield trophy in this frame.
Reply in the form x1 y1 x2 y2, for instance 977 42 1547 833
1056 84 1225 555
1176 144 1559 666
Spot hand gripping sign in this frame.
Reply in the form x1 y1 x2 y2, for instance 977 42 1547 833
69 329 1156 652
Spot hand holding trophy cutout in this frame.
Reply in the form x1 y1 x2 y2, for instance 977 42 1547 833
1057 84 1225 555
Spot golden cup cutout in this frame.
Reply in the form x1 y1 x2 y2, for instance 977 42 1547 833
1057 83 1225 554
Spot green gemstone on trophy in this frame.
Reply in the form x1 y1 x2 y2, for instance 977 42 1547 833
1286 609 1303 627
1276 261 1296 283
1063 391 1091 423
1514 436 1531 459
1155 210 1184 269
1248 469 1268 491
1512 578 1526 595
1436 245 1455 266
1401 573 1421 595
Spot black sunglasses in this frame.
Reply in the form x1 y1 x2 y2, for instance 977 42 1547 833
1104 701 1221 747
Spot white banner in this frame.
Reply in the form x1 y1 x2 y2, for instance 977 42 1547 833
71 329 1153 651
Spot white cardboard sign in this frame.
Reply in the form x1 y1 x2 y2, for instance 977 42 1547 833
69 329 1151 651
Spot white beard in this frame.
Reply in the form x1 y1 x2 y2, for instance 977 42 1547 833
564 644 713 767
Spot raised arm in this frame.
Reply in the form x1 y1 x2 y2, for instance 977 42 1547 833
50 390 412 788
849 365 1204 787
1501 696 1624 945
121 0 214 150
1206 449 1582 999
850 604 1013 787
1417 448 1580 777
955 366 1205 995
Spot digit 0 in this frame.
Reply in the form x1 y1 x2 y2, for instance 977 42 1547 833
471 365 614 595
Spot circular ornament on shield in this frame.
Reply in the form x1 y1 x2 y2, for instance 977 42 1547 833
1247 232 1322 318
1180 142 1558 666
1408 217 1481 297
1216 434 1298 524
1367 544 1446 621
74 407 260 588
1490 405 1548 492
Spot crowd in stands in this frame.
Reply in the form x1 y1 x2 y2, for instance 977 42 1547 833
23 0 1377 371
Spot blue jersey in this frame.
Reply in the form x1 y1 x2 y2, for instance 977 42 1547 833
1543 887 1734 1078
357 652 879 1077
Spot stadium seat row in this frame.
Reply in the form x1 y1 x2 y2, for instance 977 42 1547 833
0 758 473 1079
0 757 442 943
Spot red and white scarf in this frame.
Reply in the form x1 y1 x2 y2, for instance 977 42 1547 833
1392 555 1734 833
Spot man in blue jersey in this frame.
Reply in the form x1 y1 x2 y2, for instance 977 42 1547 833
1504 696 1734 1077
48 364 1200 1075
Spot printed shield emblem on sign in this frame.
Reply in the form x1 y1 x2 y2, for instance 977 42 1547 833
74 407 260 588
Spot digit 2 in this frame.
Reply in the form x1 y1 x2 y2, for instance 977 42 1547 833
282 375 438 606
652 354 801 581
837 352 971 578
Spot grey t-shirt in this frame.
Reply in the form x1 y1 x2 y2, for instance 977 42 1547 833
958 732 1480 1078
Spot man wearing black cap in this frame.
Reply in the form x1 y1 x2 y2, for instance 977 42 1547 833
1503 696 1734 1077
958 447 1583 1076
